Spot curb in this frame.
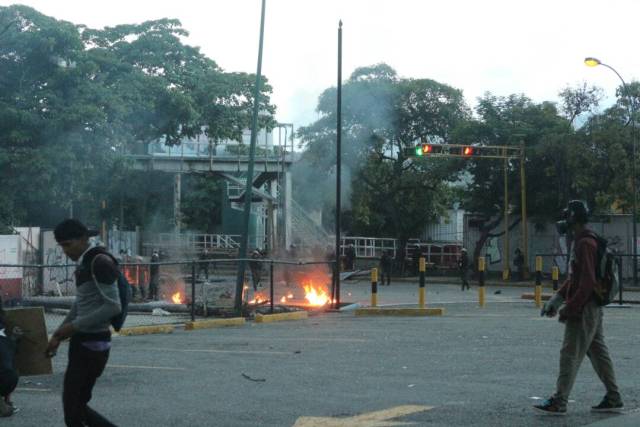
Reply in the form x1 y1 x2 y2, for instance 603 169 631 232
255 311 308 323
355 307 445 317
184 317 245 330
117 324 175 336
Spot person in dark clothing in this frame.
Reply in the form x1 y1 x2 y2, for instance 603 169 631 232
345 244 356 271
45 219 121 427
379 250 393 286
148 249 160 301
0 300 19 417
249 249 263 290
535 201 622 415
199 247 210 281
459 248 470 291
411 245 421 276
514 248 525 281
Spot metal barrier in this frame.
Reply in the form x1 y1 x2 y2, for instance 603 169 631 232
0 257 336 332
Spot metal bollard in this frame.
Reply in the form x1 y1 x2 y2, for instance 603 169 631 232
371 268 378 307
552 266 559 292
419 257 426 308
534 256 542 308
478 256 486 307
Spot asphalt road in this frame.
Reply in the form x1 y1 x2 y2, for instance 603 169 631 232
8 281 640 426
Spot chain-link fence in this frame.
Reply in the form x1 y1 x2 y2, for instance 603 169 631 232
0 258 337 332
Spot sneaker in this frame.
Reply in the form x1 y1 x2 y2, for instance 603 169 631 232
0 399 14 417
533 398 567 416
591 397 624 413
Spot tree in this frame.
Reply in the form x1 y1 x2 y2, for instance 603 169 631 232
0 5 275 232
297 64 470 266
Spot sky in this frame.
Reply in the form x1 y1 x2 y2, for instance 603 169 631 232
2 0 640 128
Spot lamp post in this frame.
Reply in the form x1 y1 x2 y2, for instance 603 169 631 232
585 57 637 286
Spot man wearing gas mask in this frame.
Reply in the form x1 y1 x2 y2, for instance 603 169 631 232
534 200 623 415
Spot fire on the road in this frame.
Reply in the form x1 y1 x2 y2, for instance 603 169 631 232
171 292 183 304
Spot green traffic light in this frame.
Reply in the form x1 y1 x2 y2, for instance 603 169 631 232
415 146 422 156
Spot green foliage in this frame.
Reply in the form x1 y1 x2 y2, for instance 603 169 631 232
297 63 469 244
0 5 274 231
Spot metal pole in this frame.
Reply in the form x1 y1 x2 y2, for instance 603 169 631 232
520 142 529 279
503 150 510 281
234 0 267 312
418 257 425 308
334 20 343 309
191 261 196 322
270 261 274 314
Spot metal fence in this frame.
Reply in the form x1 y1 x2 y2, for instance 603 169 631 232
0 258 336 332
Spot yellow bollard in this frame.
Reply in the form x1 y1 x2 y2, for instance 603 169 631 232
419 257 426 308
534 256 542 308
371 268 378 307
552 266 559 292
478 256 486 307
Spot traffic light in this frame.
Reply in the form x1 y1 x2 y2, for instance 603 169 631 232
463 146 474 156
422 144 433 155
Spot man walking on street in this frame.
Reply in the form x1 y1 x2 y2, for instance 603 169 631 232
535 200 623 415
45 219 121 427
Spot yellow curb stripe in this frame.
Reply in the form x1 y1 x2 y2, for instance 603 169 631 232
184 317 245 330
116 324 175 336
355 307 445 317
255 311 308 323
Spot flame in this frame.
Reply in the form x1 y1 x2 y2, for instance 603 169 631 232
280 296 287 303
171 292 183 304
287 292 294 299
249 292 268 305
303 283 331 306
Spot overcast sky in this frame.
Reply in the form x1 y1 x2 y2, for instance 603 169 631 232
3 0 640 128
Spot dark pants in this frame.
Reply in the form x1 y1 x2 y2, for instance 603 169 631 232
148 273 159 300
381 270 391 286
461 270 470 290
63 337 115 427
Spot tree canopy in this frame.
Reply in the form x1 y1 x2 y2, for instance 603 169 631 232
0 5 275 230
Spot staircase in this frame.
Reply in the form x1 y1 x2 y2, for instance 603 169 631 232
290 199 331 248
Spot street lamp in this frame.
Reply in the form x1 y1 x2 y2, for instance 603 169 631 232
585 57 637 286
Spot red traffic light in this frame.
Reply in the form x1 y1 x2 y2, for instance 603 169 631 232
422 144 433 154
463 146 474 156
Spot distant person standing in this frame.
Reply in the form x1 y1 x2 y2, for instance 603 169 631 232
514 248 525 281
199 247 210 281
380 250 393 286
46 219 121 427
458 248 470 291
148 249 160 301
345 244 356 271
249 249 263 291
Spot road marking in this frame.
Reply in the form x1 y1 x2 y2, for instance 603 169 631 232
146 347 291 355
108 364 187 371
226 338 369 343
293 405 433 427
15 387 51 392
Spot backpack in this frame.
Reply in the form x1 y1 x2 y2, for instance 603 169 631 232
588 232 620 306
90 254 132 331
